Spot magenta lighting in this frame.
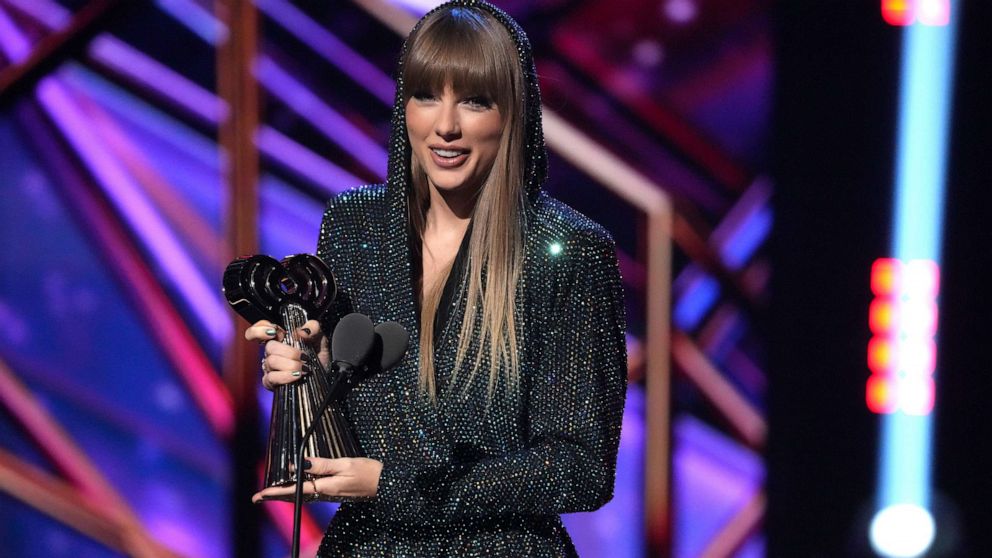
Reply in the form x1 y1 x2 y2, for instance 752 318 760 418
867 258 939 416
882 0 951 27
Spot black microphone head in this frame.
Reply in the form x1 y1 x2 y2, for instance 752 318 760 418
331 313 375 368
374 321 409 371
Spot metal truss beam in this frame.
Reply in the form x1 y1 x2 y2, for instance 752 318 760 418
0 0 128 103
0 358 182 557
215 2 262 557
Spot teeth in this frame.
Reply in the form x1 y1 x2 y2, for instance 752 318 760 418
432 148 463 158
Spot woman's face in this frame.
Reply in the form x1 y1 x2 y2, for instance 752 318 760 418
406 84 503 196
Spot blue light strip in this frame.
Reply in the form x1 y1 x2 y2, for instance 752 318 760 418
878 6 959 520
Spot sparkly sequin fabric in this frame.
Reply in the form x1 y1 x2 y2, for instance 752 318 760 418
313 2 627 555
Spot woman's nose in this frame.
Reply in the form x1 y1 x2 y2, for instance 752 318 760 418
434 103 460 139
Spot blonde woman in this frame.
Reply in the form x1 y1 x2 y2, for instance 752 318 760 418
247 2 627 555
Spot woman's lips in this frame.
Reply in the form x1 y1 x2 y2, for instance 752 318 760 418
430 147 468 168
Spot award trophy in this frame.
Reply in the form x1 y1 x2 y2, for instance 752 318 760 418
223 254 361 489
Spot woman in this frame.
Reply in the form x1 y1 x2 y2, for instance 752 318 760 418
247 1 627 555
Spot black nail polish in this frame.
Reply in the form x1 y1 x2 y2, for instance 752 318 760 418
303 459 312 470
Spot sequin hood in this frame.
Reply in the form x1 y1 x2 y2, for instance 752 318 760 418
385 0 548 205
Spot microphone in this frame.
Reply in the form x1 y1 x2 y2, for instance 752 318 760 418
290 315 407 558
373 321 410 372
342 321 409 390
329 318 406 398
330 313 376 377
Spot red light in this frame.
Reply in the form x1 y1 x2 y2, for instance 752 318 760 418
883 0 916 26
868 337 896 373
867 375 899 414
871 258 900 295
882 0 951 26
869 299 897 335
867 258 939 415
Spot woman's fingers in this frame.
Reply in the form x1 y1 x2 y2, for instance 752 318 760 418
250 321 321 390
262 370 304 386
265 353 303 371
250 457 382 503
249 461 332 503
298 319 322 343
246 320 321 348
251 484 301 503
245 320 283 343
264 341 302 361
262 347 306 386
250 477 343 503
302 457 345 476
248 321 321 348
263 344 306 369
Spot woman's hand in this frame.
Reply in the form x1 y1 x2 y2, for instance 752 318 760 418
251 457 383 503
245 319 328 390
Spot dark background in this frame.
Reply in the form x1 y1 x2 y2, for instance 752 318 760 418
770 1 992 556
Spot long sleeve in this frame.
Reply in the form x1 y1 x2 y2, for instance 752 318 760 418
375 229 628 522
315 195 365 336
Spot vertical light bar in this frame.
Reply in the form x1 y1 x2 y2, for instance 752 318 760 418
870 3 959 557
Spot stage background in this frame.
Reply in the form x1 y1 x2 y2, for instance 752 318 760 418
26 1 992 557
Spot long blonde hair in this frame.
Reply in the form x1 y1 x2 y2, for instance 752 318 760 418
402 7 527 400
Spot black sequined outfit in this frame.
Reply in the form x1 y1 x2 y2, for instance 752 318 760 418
314 2 627 555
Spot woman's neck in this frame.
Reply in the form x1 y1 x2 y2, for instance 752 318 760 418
419 184 473 303
425 184 474 235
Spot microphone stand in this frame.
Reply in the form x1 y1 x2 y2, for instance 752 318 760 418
286 316 403 558
290 362 359 558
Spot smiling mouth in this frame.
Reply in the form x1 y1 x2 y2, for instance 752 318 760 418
431 147 466 158
430 147 469 168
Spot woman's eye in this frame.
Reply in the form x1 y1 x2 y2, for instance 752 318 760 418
412 92 437 101
463 96 494 109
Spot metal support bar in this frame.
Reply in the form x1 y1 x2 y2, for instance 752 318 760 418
699 491 766 558
0 449 179 557
216 1 262 557
0 0 127 103
11 77 235 437
0 357 181 557
643 210 673 557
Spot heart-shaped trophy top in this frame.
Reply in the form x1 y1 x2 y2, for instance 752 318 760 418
222 254 337 325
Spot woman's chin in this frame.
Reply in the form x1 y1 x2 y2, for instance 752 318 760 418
427 176 482 196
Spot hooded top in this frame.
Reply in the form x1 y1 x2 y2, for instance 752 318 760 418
314 2 627 555
386 0 548 205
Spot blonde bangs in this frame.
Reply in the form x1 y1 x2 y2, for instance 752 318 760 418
402 8 516 111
